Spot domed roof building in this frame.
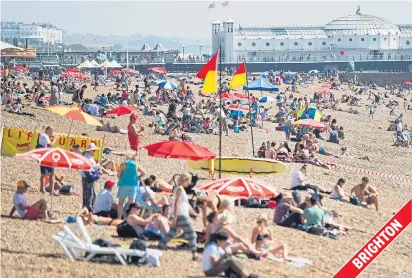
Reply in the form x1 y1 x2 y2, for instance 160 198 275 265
212 6 412 63
324 7 401 36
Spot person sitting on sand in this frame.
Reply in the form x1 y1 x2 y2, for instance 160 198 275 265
147 204 172 235
265 142 277 159
301 195 324 227
209 213 260 256
202 232 257 278
274 192 304 228
205 212 219 246
257 142 267 158
350 177 379 211
196 192 234 229
251 214 289 260
119 203 161 238
94 180 118 219
340 147 370 161
78 207 123 227
9 180 49 220
291 165 331 194
276 142 293 162
45 174 65 196
332 178 349 202
309 140 339 158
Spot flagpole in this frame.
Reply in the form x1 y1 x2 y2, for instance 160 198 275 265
244 62 255 157
218 45 222 178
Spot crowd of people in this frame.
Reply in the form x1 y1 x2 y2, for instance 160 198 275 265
2 65 407 278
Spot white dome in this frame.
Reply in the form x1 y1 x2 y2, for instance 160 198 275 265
324 7 400 36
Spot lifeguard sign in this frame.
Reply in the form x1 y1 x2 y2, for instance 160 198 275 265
1 127 103 161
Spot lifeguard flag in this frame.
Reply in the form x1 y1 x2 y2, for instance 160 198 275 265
229 62 247 89
196 50 218 93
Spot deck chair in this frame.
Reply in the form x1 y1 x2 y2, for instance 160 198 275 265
137 186 161 216
52 217 162 266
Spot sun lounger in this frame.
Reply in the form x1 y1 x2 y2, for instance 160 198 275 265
52 217 162 266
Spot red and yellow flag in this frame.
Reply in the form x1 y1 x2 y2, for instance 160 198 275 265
229 62 247 89
196 50 218 93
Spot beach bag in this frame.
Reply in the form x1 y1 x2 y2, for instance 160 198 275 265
117 221 138 238
85 239 120 263
128 239 148 266
350 196 361 206
308 225 325 236
143 228 163 240
84 171 100 183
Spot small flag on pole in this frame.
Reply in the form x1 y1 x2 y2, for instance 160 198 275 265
229 62 247 89
196 50 219 93
222 1 229 7
209 3 215 8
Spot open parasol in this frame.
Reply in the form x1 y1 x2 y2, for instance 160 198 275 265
294 119 326 129
142 140 216 161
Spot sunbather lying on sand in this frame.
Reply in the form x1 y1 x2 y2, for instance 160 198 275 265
78 207 124 227
341 147 370 161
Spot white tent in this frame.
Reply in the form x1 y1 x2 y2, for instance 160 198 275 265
110 60 122 68
99 60 115 68
78 60 94 68
0 41 24 51
90 60 100 67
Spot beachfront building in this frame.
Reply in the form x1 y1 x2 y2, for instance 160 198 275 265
212 7 412 63
1 22 63 46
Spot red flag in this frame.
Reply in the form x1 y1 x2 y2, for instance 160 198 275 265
209 3 215 8
196 50 219 93
222 1 229 7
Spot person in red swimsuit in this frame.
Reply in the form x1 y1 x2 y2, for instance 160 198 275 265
128 113 144 151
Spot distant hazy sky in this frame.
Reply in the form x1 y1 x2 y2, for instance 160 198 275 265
2 1 412 40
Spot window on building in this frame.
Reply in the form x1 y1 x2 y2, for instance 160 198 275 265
266 42 270 46
406 41 410 45
238 42 242 46
373 38 377 41
308 42 312 46
338 38 341 42
252 42 256 47
231 28 233 33
322 41 326 45
393 38 396 41
280 42 284 46
361 38 365 41
294 42 298 46
349 38 353 42
384 38 387 41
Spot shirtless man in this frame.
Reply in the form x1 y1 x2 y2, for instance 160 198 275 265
350 177 379 211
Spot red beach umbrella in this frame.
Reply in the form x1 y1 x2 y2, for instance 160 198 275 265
65 67 82 73
13 65 29 72
402 81 412 86
105 106 138 117
195 177 281 198
15 148 93 171
148 67 168 74
321 84 332 88
228 103 251 113
294 119 326 129
142 140 216 161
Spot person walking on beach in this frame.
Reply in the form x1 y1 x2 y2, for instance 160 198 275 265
80 143 100 213
116 151 146 219
128 113 144 151
368 102 376 119
37 126 57 193
49 81 60 106
72 85 87 107
158 173 198 260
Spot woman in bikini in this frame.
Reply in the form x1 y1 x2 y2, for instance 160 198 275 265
196 191 233 229
251 215 289 260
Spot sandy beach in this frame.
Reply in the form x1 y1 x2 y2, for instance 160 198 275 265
1 77 412 278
